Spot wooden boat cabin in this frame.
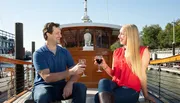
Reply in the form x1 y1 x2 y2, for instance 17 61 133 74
60 22 121 88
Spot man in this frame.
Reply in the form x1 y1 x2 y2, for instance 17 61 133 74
33 22 87 103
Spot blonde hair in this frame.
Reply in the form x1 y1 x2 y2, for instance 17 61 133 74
122 24 142 78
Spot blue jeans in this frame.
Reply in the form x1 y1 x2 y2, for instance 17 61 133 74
94 78 139 103
33 81 87 103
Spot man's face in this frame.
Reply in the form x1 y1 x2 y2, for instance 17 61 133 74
48 26 62 44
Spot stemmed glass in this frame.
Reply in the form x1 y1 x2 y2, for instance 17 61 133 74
95 55 103 72
78 59 87 77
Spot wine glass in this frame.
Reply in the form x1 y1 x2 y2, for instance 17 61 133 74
78 59 87 77
95 55 103 72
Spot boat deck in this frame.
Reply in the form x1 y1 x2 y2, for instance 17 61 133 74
12 88 162 103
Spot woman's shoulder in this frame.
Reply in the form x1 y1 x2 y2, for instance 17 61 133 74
114 47 124 52
140 46 149 57
113 47 124 56
140 46 148 49
140 46 148 53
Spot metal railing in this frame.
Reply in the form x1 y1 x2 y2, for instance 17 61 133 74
0 56 33 103
150 48 180 52
0 29 15 40
148 63 180 103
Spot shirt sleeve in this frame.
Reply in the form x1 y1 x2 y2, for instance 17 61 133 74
65 50 75 69
140 46 148 58
33 51 48 73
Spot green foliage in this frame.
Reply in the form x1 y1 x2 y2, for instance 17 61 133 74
110 41 122 51
141 19 180 48
141 25 162 49
157 30 171 48
175 19 180 47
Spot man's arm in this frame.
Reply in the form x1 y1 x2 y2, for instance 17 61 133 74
67 74 80 83
65 50 80 83
39 68 70 83
38 64 84 83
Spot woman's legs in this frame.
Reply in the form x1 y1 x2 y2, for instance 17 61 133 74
94 78 117 103
113 87 139 103
94 78 139 103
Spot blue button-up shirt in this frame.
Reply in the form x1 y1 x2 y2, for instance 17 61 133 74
33 45 74 86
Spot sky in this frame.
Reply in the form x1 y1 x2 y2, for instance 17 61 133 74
0 0 180 51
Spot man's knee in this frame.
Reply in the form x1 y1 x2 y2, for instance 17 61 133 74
34 88 50 103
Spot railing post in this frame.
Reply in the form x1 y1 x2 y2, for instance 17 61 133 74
13 66 16 97
32 41 35 78
31 66 34 87
15 23 24 94
172 43 175 55
26 65 29 88
158 65 161 99
7 82 11 99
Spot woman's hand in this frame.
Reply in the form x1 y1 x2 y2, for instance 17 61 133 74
94 56 107 69
145 95 156 103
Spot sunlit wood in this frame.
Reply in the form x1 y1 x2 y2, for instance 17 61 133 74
0 56 32 65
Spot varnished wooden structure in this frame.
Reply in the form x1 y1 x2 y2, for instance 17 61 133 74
68 48 112 87
61 23 121 88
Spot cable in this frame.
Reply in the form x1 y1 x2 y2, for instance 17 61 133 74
106 0 109 23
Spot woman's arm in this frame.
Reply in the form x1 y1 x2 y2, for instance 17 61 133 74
101 58 114 77
140 48 149 97
140 48 156 103
94 57 114 77
95 50 117 77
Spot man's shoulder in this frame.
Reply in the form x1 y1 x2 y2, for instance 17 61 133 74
34 45 48 55
57 45 69 53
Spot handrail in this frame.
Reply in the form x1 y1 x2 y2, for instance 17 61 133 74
4 89 31 103
150 54 180 64
148 53 180 103
0 56 32 65
0 56 34 103
148 69 180 102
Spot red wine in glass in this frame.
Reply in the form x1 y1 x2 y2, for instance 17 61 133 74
95 55 103 72
96 59 102 64
79 59 87 77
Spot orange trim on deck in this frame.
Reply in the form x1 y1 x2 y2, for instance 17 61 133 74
150 54 180 64
4 90 28 103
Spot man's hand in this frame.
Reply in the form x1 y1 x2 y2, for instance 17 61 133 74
62 82 73 99
69 63 86 75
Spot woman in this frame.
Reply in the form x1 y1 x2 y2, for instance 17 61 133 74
94 24 155 103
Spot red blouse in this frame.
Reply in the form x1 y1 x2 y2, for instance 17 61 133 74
111 46 147 92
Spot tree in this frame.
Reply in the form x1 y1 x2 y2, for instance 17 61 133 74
141 25 162 49
157 30 170 48
157 23 172 48
110 41 122 51
160 19 180 48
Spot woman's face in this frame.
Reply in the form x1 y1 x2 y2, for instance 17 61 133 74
118 28 127 45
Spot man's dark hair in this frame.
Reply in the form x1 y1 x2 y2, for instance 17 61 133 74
43 22 60 40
